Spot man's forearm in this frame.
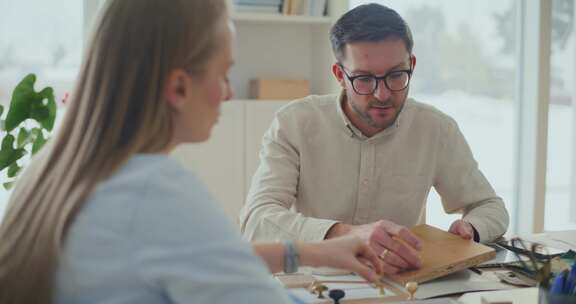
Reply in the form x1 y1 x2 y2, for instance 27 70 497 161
242 202 339 242
463 198 509 242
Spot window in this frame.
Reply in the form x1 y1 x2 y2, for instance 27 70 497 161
0 0 84 214
545 0 575 230
350 0 519 231
0 0 83 103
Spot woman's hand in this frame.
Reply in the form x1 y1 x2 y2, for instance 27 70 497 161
298 235 384 283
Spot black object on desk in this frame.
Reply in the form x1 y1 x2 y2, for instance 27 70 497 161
508 238 553 287
496 239 566 260
328 289 345 304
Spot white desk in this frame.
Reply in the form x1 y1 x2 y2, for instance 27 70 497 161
524 230 576 251
458 287 539 304
285 230 576 303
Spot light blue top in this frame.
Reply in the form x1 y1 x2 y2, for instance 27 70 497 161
55 154 293 304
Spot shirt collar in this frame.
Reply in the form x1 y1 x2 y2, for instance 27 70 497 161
335 90 405 140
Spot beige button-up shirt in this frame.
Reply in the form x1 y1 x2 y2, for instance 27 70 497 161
239 93 509 243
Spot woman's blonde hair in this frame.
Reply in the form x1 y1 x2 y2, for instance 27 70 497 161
0 0 226 303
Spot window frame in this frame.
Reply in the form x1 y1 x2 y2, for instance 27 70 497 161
570 0 576 226
514 0 553 235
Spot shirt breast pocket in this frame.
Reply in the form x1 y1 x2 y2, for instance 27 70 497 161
376 175 430 223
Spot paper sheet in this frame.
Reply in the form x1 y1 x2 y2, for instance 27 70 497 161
409 270 513 299
289 283 392 303
457 287 539 304
526 231 576 251
283 268 515 302
287 274 397 303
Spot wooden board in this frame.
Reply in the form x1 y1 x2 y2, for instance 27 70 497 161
388 224 496 285
276 273 409 303
275 273 317 288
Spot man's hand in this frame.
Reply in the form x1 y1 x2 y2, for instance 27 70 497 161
448 219 474 240
325 220 422 274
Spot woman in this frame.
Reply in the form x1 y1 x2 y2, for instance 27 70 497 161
0 0 383 303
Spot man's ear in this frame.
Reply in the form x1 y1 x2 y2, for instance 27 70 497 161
331 63 346 88
410 54 417 71
164 69 190 110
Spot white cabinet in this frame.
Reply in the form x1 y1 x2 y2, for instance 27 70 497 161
172 100 287 222
172 3 349 222
172 102 246 223
244 101 288 191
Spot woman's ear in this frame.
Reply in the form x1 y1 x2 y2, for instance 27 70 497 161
164 69 191 110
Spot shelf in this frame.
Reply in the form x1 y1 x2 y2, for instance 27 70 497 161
231 13 332 25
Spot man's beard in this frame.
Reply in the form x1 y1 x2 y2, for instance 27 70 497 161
351 98 405 130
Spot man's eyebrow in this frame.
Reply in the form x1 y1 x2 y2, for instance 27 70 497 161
350 61 410 75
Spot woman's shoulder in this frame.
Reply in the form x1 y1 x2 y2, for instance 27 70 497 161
85 154 231 236
123 154 237 236
98 154 209 203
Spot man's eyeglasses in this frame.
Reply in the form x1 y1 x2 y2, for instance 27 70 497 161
338 64 412 95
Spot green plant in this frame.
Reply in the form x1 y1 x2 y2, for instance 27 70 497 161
0 73 57 190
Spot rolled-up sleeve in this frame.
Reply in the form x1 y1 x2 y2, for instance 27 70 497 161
239 110 338 242
434 117 509 242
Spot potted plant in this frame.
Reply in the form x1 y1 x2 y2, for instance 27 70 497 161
0 73 57 189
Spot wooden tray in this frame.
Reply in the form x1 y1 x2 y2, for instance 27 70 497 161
388 224 496 285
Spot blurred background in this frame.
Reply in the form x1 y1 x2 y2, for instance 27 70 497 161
0 0 573 235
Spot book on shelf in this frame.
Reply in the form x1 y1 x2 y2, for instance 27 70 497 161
233 0 327 17
234 0 282 14
282 0 327 16
309 0 327 16
235 5 281 14
234 0 282 5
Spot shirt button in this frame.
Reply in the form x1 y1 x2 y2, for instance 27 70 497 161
362 179 369 185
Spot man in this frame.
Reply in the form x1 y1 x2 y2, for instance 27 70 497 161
239 3 509 274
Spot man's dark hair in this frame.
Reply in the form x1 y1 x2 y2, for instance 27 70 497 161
330 3 414 61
